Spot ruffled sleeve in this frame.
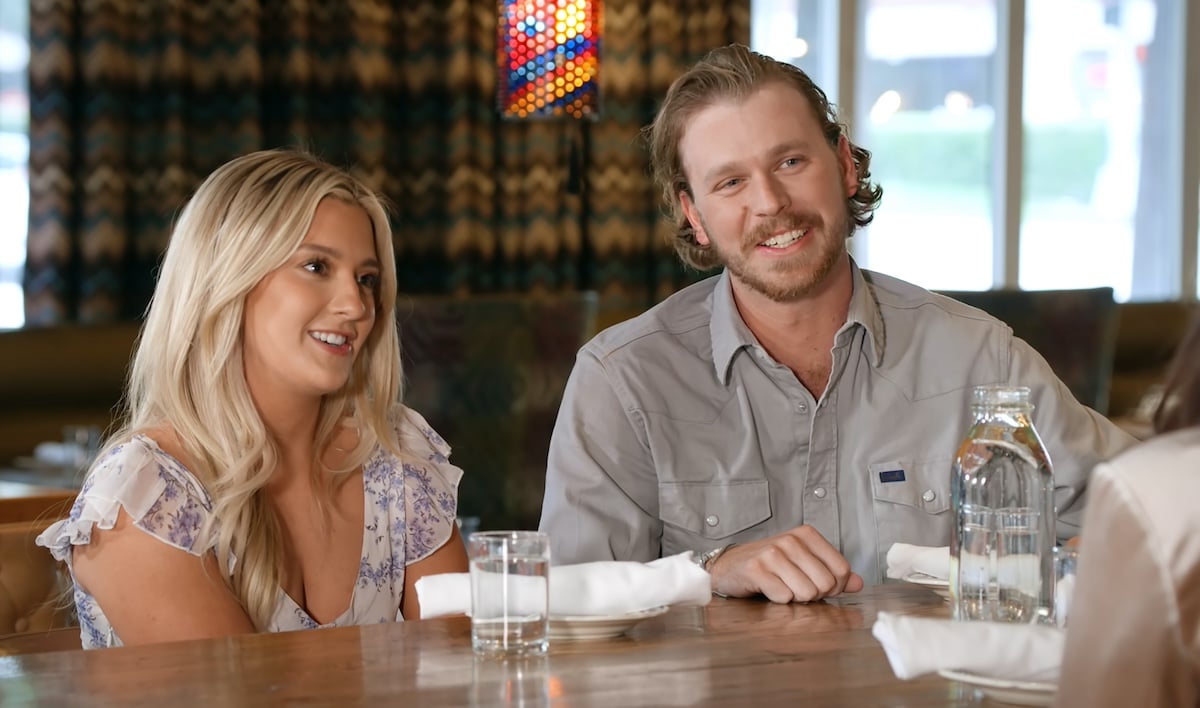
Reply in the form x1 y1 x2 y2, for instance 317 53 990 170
36 436 216 564
394 406 463 563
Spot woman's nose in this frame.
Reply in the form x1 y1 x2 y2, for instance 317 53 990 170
331 277 371 319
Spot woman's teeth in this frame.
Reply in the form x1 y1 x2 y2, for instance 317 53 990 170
311 332 347 346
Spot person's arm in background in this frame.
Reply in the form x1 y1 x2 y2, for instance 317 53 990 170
539 348 662 564
1007 338 1137 540
1054 462 1196 708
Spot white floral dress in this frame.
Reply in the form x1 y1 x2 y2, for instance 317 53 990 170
37 406 462 649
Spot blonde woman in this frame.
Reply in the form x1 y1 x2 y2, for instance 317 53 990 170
38 149 468 648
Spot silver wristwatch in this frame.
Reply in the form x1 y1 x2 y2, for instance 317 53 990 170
696 544 734 571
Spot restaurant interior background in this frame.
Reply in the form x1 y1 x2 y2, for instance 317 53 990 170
0 0 1196 531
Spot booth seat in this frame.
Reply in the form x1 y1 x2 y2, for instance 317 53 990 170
0 293 1188 515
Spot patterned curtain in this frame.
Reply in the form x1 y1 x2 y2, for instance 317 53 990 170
25 0 748 326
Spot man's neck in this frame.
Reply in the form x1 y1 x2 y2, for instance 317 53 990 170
729 257 854 397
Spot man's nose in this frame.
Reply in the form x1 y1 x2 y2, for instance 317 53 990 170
752 175 790 216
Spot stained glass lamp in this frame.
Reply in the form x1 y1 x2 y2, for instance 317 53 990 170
497 0 601 119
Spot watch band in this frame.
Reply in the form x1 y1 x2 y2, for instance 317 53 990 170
697 543 735 571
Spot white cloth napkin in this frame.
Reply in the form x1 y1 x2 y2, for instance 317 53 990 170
886 543 950 580
416 551 712 619
872 611 1065 682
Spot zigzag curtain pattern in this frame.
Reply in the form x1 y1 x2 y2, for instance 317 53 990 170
25 0 747 326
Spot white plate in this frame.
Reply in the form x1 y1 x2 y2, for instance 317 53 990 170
549 605 669 641
903 572 951 600
938 668 1056 706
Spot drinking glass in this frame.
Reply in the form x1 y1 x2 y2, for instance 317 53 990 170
468 531 550 657
1053 545 1079 628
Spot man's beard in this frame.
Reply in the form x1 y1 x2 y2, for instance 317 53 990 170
704 207 852 303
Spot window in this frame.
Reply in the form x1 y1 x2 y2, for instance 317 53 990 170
752 0 1200 301
0 4 26 329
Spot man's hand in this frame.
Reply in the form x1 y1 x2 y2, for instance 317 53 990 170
707 525 864 603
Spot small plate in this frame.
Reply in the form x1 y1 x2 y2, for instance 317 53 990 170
938 668 1056 706
903 572 951 600
549 605 669 641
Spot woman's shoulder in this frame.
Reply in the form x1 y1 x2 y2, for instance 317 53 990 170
385 404 454 468
1092 427 1200 545
364 405 462 499
101 431 211 502
365 405 462 564
1101 427 1200 487
39 432 215 559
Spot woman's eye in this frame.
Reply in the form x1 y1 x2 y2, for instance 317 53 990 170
303 260 328 275
358 273 380 289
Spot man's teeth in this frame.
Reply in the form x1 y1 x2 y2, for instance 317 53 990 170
761 230 805 248
311 332 348 346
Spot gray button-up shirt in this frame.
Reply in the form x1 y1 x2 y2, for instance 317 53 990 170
539 265 1136 583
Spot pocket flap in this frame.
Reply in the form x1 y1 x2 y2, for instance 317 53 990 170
658 479 771 540
868 459 952 514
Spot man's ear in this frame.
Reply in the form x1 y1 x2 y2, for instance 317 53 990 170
680 191 709 245
837 135 858 197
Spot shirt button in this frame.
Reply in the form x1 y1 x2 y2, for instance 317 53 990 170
705 514 719 527
922 490 936 503
813 487 827 499
797 403 808 413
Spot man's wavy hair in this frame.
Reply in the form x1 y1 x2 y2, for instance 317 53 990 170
101 148 402 629
644 43 883 271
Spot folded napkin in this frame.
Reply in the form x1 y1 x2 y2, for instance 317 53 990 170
886 543 950 580
416 551 712 620
872 611 1065 682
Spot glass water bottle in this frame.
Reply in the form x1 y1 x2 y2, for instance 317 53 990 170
950 385 1055 624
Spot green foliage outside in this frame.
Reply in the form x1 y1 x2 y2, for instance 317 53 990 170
867 113 1108 205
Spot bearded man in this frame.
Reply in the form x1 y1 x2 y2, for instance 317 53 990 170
538 44 1134 602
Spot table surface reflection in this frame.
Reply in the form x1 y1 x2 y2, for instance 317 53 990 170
0 584 977 706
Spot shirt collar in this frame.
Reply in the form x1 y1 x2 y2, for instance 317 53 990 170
708 260 887 384
843 259 886 368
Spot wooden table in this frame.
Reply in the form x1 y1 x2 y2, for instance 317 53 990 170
0 584 986 706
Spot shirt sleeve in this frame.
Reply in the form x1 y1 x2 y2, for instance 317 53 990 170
37 438 215 565
1005 337 1137 540
394 406 463 564
539 347 663 564
1054 463 1198 707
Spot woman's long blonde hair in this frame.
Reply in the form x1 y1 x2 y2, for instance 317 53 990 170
108 148 402 628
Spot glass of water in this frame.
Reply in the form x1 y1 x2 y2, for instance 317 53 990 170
468 531 550 658
1053 545 1079 628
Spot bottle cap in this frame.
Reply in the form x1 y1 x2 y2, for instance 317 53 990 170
971 384 1032 408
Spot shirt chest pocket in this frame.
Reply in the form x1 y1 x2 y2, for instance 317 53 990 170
869 458 954 548
658 480 772 541
869 459 952 513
